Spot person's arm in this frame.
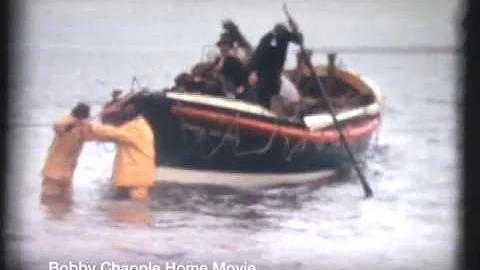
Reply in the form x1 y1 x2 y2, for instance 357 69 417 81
287 31 303 45
53 122 69 134
245 33 271 74
53 115 77 135
213 55 225 73
83 122 132 144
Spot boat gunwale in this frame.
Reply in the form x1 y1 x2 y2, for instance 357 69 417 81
171 103 381 144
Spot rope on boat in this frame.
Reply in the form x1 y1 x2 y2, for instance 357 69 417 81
200 112 280 159
8 111 107 129
200 113 238 159
7 122 53 128
233 114 278 156
194 109 313 160
285 138 307 162
282 134 291 157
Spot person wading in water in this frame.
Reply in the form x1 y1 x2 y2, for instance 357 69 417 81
40 102 91 204
84 101 156 202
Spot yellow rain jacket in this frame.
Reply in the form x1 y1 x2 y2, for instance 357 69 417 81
85 116 156 188
41 114 89 182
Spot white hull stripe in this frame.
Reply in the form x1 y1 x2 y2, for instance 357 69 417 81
166 92 277 118
155 166 337 189
303 103 381 130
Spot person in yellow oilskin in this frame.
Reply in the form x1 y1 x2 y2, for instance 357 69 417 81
84 102 156 202
40 102 91 204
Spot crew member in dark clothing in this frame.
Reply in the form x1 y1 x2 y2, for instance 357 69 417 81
221 19 253 62
246 23 303 108
104 89 123 108
213 33 249 98
294 49 322 98
190 62 224 96
172 72 203 93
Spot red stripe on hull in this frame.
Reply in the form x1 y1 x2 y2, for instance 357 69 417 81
171 104 381 144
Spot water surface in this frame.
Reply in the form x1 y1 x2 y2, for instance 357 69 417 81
7 1 460 269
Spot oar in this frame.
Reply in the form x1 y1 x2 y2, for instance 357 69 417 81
282 3 373 198
130 76 137 94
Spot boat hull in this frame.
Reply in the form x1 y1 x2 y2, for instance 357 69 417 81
132 92 378 188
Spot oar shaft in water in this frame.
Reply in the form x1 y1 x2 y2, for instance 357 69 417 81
282 3 373 198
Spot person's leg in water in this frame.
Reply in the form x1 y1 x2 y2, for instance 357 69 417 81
112 187 130 200
40 178 73 204
128 186 151 202
112 186 151 202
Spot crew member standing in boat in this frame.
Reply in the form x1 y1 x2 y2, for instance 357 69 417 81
213 33 249 99
246 23 303 108
104 89 123 108
40 102 91 204
293 49 322 98
221 19 253 64
169 20 252 99
85 103 156 202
